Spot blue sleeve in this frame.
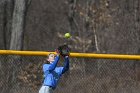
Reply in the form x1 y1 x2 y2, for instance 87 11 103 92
62 56 69 74
43 55 60 72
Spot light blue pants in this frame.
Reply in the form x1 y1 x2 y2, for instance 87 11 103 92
39 86 53 93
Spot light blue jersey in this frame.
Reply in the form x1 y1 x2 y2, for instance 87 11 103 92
42 55 69 89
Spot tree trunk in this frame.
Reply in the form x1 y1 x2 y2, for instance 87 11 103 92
10 0 26 50
0 0 27 93
9 0 26 93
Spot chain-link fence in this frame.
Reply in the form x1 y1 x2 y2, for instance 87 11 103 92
0 54 140 93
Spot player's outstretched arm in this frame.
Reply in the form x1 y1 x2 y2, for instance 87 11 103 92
43 55 60 72
62 56 69 74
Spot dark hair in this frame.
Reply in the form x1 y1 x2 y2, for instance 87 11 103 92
43 59 50 64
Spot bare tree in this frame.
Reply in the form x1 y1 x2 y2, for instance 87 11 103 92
0 0 31 93
10 0 26 50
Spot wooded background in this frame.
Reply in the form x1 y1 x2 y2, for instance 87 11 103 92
0 0 140 93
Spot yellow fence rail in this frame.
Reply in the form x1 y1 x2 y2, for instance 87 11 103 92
0 50 140 60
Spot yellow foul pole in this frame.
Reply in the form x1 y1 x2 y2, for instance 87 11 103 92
0 50 140 60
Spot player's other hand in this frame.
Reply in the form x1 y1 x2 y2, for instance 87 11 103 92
55 49 60 55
